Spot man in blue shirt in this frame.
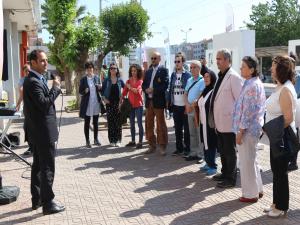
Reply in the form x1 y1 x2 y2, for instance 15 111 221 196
184 60 205 161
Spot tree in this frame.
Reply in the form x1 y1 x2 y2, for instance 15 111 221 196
65 15 103 106
97 1 150 67
246 0 300 47
41 0 86 95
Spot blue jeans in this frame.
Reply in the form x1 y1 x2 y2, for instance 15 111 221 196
130 106 144 143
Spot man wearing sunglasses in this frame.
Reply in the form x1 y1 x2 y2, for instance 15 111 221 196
142 51 169 156
167 53 191 156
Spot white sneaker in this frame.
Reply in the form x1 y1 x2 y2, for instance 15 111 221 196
263 204 275 213
267 208 286 218
115 142 121 147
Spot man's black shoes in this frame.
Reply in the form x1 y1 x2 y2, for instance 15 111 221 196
212 173 225 181
32 201 42 210
43 201 65 215
216 180 235 188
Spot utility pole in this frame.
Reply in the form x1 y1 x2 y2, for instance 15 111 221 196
139 0 142 66
181 28 192 43
99 0 102 16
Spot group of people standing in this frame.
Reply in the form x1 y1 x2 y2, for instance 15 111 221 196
78 48 299 218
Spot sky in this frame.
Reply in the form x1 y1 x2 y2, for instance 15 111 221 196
41 0 269 47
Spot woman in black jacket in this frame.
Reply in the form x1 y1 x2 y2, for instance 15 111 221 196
197 70 218 175
79 62 102 148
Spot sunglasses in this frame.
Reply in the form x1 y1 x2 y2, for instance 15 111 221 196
151 57 157 60
110 67 117 70
174 60 182 64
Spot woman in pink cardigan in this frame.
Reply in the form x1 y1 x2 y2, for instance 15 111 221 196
121 64 144 149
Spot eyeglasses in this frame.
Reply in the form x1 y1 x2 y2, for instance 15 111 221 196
110 67 117 70
190 66 198 69
151 57 157 60
174 60 182 64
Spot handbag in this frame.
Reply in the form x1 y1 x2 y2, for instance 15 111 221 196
120 98 132 125
99 97 106 115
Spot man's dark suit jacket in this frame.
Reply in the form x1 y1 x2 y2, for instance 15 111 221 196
142 65 169 109
23 71 61 146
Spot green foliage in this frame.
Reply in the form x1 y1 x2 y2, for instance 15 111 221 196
246 0 300 47
99 1 150 56
66 99 77 111
65 15 103 70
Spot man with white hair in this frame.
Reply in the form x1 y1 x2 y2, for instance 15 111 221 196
208 48 243 188
184 60 205 161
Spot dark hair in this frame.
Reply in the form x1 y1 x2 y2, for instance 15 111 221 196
23 64 30 71
289 52 297 67
200 69 217 97
129 64 142 80
175 52 186 63
242 56 259 77
85 61 94 69
272 55 295 84
29 49 45 64
108 62 120 77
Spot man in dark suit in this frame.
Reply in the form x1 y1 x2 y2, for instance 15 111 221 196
23 49 65 215
142 52 169 156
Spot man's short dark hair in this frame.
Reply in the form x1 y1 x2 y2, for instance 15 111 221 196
175 52 186 63
29 49 45 64
85 61 94 69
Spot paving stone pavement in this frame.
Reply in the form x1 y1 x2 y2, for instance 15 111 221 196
1 95 300 225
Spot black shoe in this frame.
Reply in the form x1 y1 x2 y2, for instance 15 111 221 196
172 150 182 156
32 201 42 210
216 180 235 188
23 149 32 156
182 152 189 158
43 201 65 215
136 142 143 149
212 173 225 181
94 139 101 146
86 141 92 148
288 163 298 171
125 141 136 147
185 155 199 161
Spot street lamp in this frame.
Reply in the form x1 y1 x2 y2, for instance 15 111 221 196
181 28 192 43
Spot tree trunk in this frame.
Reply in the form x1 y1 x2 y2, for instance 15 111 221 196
97 53 106 72
74 69 85 108
64 66 74 95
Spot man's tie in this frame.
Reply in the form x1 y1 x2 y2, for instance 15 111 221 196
41 77 49 90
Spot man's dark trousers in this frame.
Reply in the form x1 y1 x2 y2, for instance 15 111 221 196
31 142 56 205
173 105 190 152
217 131 237 184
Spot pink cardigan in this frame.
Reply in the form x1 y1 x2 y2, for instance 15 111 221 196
122 79 143 108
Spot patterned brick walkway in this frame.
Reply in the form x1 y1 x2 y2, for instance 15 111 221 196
1 95 300 225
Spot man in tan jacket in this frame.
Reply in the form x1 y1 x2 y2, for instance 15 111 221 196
209 49 243 188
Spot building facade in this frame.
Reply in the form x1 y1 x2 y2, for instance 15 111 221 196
1 0 41 106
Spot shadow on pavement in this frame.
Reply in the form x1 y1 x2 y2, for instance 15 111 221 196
0 207 43 225
121 172 222 218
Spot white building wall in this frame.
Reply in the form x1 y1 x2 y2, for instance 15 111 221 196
288 39 300 72
3 9 17 106
209 30 255 74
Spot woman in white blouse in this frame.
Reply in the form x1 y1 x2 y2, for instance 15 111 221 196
79 62 102 148
265 55 297 218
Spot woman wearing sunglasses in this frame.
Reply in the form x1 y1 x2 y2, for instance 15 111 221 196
102 63 125 147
